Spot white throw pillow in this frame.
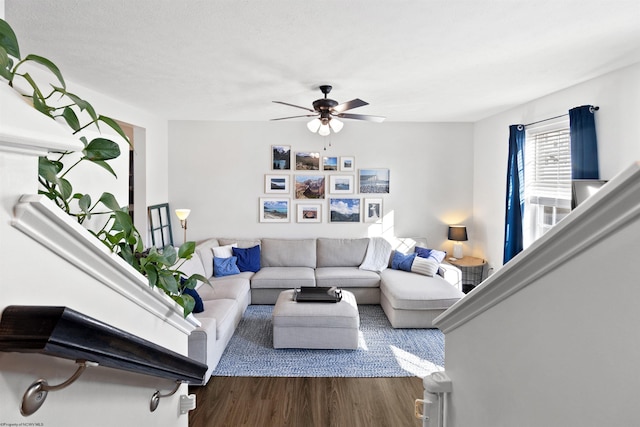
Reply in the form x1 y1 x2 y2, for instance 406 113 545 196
411 256 439 277
211 243 237 258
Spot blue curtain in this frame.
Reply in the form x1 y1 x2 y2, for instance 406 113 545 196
503 124 526 264
569 105 599 179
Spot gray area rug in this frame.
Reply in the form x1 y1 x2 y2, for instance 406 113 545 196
213 304 444 378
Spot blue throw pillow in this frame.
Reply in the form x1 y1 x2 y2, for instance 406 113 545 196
182 287 204 313
391 251 416 272
415 246 446 263
232 245 261 272
213 256 240 277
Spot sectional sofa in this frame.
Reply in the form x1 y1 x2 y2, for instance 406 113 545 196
179 237 464 383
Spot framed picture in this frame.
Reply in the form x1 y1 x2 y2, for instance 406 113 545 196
297 203 322 223
294 175 325 199
323 156 338 171
340 156 355 172
265 174 290 194
272 145 291 170
364 198 383 223
329 175 354 194
259 198 290 223
295 152 320 170
329 198 361 223
359 168 390 193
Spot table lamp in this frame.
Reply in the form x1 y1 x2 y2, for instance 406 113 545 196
448 225 468 260
175 209 191 244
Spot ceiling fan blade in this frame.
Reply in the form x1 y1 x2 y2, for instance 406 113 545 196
270 114 318 121
272 101 316 113
336 113 386 123
332 98 369 113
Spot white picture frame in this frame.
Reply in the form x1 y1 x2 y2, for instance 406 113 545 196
329 175 354 194
340 156 355 172
323 156 338 171
265 174 290 194
364 198 383 223
259 198 290 223
359 168 390 193
296 203 322 223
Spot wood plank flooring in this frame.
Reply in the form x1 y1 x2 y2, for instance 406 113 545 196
189 376 424 427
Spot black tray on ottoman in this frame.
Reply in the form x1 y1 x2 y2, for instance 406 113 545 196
293 287 342 303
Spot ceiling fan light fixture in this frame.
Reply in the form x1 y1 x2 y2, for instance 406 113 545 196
318 123 331 136
307 118 321 133
329 118 343 133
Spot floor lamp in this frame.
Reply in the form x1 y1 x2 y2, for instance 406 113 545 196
175 209 191 244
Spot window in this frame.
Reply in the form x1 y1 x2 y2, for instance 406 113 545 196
523 121 571 248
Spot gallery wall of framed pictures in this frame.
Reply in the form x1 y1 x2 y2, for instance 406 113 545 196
259 145 389 224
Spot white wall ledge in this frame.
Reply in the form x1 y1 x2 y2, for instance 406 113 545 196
12 194 199 334
434 161 640 333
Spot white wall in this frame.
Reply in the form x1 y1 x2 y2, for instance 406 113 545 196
168 121 474 252
472 62 640 273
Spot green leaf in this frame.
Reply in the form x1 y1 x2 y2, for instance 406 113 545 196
114 210 133 236
158 270 180 294
173 294 195 318
78 194 91 212
161 245 178 266
0 18 21 58
24 54 65 89
62 107 81 131
92 160 118 178
65 91 98 123
38 157 62 182
145 264 158 287
58 177 72 200
98 192 121 211
83 137 121 161
32 91 51 116
0 46 13 80
98 115 131 147
178 241 196 259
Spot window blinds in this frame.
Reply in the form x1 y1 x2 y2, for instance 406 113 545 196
525 128 571 208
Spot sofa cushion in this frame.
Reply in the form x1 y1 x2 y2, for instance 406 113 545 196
380 269 463 310
212 243 237 258
316 238 369 267
197 274 251 301
391 251 416 271
411 256 439 277
315 267 380 288
197 298 239 344
261 238 316 268
250 266 316 289
232 245 261 272
195 238 219 279
178 251 207 283
182 287 204 313
214 256 240 277
218 238 261 248
415 246 446 263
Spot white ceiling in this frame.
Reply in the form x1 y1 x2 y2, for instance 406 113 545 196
5 1 640 122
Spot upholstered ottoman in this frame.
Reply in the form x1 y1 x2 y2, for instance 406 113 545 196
272 289 360 349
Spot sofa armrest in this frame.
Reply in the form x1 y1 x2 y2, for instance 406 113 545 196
439 263 462 291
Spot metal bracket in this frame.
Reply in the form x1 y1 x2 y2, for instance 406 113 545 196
150 381 182 412
21 360 99 417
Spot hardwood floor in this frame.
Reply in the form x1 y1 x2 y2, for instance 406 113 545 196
189 376 424 427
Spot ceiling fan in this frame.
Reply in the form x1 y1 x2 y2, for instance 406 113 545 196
271 85 385 136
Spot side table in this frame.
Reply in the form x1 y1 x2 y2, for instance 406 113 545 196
446 256 486 293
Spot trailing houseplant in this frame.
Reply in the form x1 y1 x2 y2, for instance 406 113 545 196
0 18 208 317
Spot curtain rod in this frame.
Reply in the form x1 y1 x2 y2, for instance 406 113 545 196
523 105 599 128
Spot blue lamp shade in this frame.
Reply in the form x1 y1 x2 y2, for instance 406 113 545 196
448 225 467 259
